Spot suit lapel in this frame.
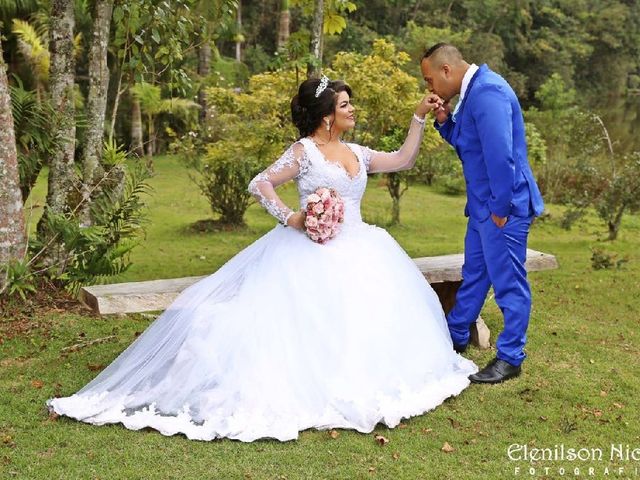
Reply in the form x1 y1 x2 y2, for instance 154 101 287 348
452 64 486 145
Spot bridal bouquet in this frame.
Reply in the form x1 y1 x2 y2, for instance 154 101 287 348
304 187 345 244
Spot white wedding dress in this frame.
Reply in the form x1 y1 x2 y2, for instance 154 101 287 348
47 116 477 442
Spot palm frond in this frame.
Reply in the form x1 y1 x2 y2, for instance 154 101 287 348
11 19 49 83
73 32 83 59
0 0 39 19
130 82 163 113
160 97 201 116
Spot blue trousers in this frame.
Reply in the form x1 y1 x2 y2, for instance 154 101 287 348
446 215 533 366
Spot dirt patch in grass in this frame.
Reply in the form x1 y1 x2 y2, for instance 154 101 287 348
187 218 249 233
0 281 94 341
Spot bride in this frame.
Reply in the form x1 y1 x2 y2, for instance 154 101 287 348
47 76 477 442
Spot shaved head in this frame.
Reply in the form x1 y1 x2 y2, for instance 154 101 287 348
422 43 464 68
420 43 469 100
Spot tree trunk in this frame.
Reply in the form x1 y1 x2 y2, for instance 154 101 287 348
235 1 242 62
79 0 114 227
42 0 78 223
146 113 154 159
197 33 211 124
277 0 290 50
386 172 408 225
307 0 324 78
0 38 27 285
608 205 626 241
130 95 144 157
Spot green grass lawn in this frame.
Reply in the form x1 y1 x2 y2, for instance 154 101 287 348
3 155 639 479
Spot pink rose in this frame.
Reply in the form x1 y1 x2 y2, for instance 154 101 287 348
307 193 321 204
305 216 319 228
320 189 331 201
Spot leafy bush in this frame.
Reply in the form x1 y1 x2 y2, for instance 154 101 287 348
10 77 61 201
591 248 629 270
0 259 37 301
29 144 152 294
174 70 299 226
188 149 265 226
528 92 640 240
182 39 447 226
331 39 442 224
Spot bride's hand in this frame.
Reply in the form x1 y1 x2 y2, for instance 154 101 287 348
286 211 306 230
415 94 443 119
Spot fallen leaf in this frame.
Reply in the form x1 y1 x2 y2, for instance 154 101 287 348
613 402 624 409
539 416 548 421
329 429 339 439
87 364 105 372
374 434 389 446
31 380 44 389
441 442 455 453
421 428 433 434
448 417 461 429
368 466 376 473
37 448 54 458
600 390 608 397
593 409 603 417
392 452 400 460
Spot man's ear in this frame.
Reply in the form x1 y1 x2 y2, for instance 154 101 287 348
442 64 452 77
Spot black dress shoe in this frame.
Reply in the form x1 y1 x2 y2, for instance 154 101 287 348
469 357 521 384
453 343 468 354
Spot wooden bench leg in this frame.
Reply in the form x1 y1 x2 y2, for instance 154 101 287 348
430 280 491 350
470 315 491 349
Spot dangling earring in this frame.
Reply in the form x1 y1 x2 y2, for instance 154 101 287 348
325 119 331 131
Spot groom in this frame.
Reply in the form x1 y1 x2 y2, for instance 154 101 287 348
421 43 544 383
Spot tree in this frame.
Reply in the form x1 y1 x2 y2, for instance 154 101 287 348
591 117 640 241
193 0 238 123
277 0 290 50
42 0 78 225
0 37 27 289
331 39 441 224
129 82 199 160
177 70 299 226
307 0 324 77
235 0 243 62
108 0 216 152
79 0 114 227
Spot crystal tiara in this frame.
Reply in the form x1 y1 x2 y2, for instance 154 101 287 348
314 75 330 98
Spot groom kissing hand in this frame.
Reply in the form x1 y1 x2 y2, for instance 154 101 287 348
420 43 545 384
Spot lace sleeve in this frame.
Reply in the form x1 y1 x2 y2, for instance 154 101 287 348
362 115 426 174
248 142 308 224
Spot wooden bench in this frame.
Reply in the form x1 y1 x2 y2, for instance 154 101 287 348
81 249 558 349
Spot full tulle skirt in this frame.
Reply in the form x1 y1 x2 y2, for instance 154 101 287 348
48 222 477 441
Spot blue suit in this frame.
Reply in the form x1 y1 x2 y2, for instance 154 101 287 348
436 64 544 366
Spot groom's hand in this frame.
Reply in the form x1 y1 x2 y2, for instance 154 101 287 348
491 213 508 228
434 99 451 124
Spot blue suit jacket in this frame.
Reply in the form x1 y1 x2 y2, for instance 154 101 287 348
436 64 544 220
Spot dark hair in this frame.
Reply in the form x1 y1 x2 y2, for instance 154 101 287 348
422 42 462 61
290 77 352 138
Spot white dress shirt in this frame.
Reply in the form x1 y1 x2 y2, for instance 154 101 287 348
451 63 479 122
